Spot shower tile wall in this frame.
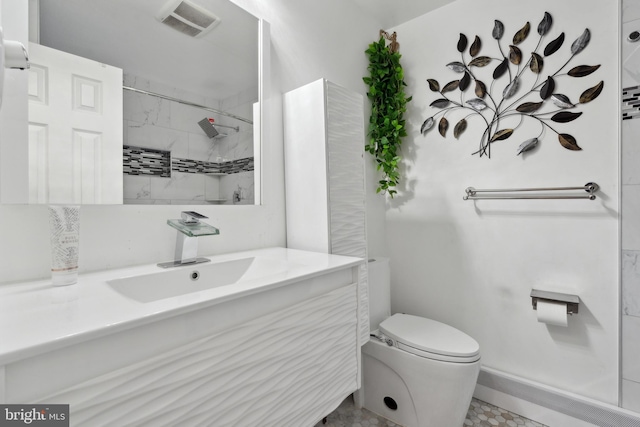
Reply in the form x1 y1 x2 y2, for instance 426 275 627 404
622 0 640 413
122 74 256 204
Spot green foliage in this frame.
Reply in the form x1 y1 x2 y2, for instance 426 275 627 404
363 37 412 198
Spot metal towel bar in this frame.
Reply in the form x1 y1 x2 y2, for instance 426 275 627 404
463 182 599 201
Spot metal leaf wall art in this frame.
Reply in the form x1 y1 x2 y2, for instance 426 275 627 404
421 12 603 157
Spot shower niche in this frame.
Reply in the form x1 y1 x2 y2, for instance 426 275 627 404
121 75 257 205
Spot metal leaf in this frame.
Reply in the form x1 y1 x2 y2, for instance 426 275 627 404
509 45 522 65
516 101 543 113
513 22 530 45
543 32 565 56
551 94 574 109
571 29 591 55
469 56 492 67
568 64 601 77
517 138 539 155
467 98 488 111
493 58 509 79
430 98 451 108
537 12 552 36
503 77 519 99
439 117 449 137
454 119 468 139
421 117 435 134
551 111 583 123
447 62 466 73
490 129 514 142
427 79 440 92
558 133 581 151
442 80 460 93
540 76 555 99
459 72 471 91
470 36 482 57
475 80 487 98
457 33 468 53
530 53 544 74
579 81 604 103
493 20 504 40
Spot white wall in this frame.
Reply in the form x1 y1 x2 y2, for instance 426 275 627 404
0 1 383 284
387 0 620 404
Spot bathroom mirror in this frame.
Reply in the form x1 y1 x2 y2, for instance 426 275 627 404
0 0 266 205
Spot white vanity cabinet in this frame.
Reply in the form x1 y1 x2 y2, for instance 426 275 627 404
0 248 363 426
283 79 369 344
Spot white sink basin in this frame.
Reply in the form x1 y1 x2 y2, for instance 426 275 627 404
108 257 280 303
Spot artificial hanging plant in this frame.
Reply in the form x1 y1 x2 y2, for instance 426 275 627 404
363 31 412 198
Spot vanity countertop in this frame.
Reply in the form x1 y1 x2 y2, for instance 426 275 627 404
0 247 363 365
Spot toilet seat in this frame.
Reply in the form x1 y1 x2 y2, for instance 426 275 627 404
379 314 480 363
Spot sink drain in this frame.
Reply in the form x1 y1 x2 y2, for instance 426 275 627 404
190 270 200 281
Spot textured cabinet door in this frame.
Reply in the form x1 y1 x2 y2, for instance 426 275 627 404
27 284 358 427
284 79 369 343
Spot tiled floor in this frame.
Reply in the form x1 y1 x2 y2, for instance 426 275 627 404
315 395 547 427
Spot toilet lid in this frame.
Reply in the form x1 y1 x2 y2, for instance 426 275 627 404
379 314 480 361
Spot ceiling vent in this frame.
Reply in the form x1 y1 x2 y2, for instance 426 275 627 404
158 0 221 38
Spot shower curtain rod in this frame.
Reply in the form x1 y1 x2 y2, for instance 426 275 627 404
123 86 253 126
463 183 599 200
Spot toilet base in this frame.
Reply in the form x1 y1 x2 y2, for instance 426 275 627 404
362 339 480 427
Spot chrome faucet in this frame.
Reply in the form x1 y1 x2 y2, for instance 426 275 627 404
157 211 220 268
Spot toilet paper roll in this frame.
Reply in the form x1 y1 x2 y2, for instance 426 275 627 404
536 300 568 327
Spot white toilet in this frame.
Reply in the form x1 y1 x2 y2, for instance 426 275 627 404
362 259 481 427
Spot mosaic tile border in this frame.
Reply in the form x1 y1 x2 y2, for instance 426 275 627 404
123 145 171 177
172 157 254 175
623 86 640 120
123 146 254 177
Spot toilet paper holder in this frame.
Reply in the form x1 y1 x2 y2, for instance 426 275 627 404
530 289 580 315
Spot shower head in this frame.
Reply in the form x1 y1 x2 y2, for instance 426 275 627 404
198 117 219 139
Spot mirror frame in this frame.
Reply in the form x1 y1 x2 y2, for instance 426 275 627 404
0 1 269 206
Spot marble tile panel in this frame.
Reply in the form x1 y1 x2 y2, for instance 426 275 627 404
624 0 640 24
149 172 205 202
623 118 640 185
622 184 640 250
623 250 640 317
623 379 640 413
220 171 254 205
188 131 219 163
123 198 158 205
125 122 189 159
123 90 172 128
623 315 640 383
624 22 640 88
217 131 253 161
123 174 151 201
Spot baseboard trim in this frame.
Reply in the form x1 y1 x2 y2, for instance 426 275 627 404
476 367 640 427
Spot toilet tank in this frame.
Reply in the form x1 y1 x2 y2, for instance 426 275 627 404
368 258 391 331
